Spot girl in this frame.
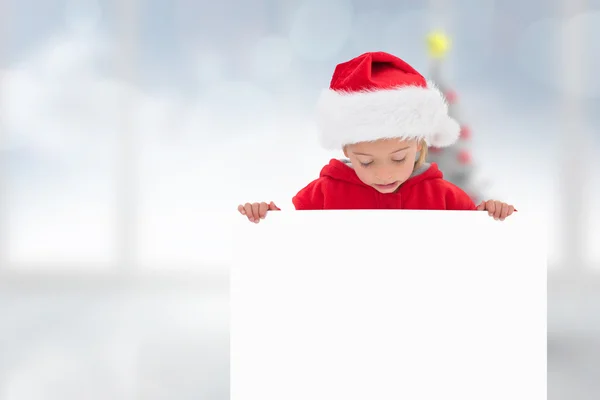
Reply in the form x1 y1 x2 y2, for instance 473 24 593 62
238 51 515 222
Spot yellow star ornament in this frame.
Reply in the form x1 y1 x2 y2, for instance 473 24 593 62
426 31 451 58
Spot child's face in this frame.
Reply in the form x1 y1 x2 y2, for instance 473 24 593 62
343 138 422 193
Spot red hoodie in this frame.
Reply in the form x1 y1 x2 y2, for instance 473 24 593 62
292 159 477 211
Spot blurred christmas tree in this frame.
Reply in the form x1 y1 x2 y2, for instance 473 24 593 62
425 31 487 204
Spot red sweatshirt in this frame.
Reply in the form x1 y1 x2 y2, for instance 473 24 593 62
292 159 477 211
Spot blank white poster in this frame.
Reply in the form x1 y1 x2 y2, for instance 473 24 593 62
231 210 546 400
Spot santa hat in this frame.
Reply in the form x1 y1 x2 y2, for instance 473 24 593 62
316 51 460 150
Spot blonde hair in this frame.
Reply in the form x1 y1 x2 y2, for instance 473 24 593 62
415 140 428 169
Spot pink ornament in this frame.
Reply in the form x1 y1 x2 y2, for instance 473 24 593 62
460 125 471 140
458 150 471 164
445 90 458 104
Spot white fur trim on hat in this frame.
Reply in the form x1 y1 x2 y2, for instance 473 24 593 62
316 81 460 150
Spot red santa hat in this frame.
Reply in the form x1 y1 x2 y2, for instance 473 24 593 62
316 51 460 150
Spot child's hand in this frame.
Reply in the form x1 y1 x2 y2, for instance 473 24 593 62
477 200 515 221
238 201 280 223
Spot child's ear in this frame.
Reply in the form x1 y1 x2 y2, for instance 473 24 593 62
417 140 424 152
343 146 349 158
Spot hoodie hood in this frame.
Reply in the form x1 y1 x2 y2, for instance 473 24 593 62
319 158 443 194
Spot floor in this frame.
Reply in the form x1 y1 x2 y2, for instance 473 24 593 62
0 280 230 400
0 275 598 399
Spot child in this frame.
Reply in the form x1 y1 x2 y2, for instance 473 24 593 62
238 51 515 223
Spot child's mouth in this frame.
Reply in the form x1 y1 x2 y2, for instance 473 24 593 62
374 181 399 190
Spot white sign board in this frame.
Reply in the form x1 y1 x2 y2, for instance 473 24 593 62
231 211 546 400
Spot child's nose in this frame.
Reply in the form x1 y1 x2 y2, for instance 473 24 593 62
375 170 393 181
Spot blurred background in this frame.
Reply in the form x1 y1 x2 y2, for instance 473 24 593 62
0 0 598 398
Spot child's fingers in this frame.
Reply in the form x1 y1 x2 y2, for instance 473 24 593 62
508 205 515 215
486 200 495 216
499 203 509 221
241 202 274 223
243 203 255 222
493 201 503 219
259 202 269 219
476 201 486 211
251 203 261 222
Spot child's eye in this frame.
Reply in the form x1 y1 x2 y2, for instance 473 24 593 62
360 161 373 167
393 158 406 163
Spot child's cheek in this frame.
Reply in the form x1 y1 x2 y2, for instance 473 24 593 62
355 168 375 185
397 163 415 180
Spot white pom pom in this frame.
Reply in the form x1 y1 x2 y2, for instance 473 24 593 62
428 117 461 147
